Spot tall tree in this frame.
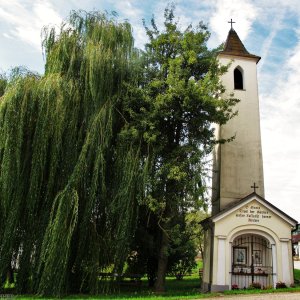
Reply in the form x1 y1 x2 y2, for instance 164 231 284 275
0 11 146 296
186 209 210 260
139 5 238 292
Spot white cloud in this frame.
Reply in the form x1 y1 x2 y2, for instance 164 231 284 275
111 0 142 18
0 0 62 50
260 28 300 220
106 0 148 49
209 0 257 43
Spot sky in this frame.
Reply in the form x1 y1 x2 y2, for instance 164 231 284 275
0 0 299 221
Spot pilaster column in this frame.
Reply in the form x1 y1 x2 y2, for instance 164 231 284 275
280 239 291 284
216 236 227 285
271 244 277 288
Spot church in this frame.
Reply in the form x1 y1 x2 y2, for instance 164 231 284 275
201 22 298 292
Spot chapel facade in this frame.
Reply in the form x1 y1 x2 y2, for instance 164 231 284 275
201 25 298 292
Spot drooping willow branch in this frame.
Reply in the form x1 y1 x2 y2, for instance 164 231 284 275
0 11 146 296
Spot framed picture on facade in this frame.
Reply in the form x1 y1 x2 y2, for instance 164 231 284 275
233 247 247 265
253 250 262 265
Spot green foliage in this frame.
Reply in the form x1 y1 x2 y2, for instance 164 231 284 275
248 282 262 289
0 74 7 96
126 213 197 281
186 210 210 258
167 237 197 280
37 188 79 295
166 217 198 279
294 268 300 282
0 11 145 297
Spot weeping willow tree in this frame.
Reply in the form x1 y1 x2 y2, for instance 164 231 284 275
0 11 146 296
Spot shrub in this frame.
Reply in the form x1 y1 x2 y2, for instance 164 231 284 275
248 282 261 289
276 281 287 288
264 285 273 290
231 284 238 290
175 273 184 280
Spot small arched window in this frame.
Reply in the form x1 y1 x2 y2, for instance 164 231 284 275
234 67 244 90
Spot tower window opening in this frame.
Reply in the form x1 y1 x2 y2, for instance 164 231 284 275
234 67 243 90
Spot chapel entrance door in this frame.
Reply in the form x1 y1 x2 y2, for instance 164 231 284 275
231 234 273 289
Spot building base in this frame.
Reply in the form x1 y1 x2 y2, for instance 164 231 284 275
210 284 230 292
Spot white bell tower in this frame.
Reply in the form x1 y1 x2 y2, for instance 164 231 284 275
201 23 297 294
211 25 264 215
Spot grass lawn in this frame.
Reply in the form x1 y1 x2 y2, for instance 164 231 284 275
294 268 300 281
5 263 300 299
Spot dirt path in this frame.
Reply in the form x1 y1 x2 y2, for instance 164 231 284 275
208 292 300 299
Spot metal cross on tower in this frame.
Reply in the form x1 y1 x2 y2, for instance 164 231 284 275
228 18 236 29
251 182 259 193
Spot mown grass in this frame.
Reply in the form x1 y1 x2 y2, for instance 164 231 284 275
14 286 300 300
5 263 300 299
294 268 300 281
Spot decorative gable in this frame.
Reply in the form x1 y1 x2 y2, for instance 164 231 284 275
235 200 272 224
212 193 297 227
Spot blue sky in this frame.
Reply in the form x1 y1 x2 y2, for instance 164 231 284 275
0 0 299 220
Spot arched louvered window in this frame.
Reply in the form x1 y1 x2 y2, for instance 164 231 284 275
234 67 243 90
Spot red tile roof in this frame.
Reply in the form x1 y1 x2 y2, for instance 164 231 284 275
292 233 300 243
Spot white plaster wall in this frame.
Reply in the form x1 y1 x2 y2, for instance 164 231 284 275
214 55 264 211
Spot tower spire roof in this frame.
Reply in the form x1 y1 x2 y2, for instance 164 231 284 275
219 29 261 63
